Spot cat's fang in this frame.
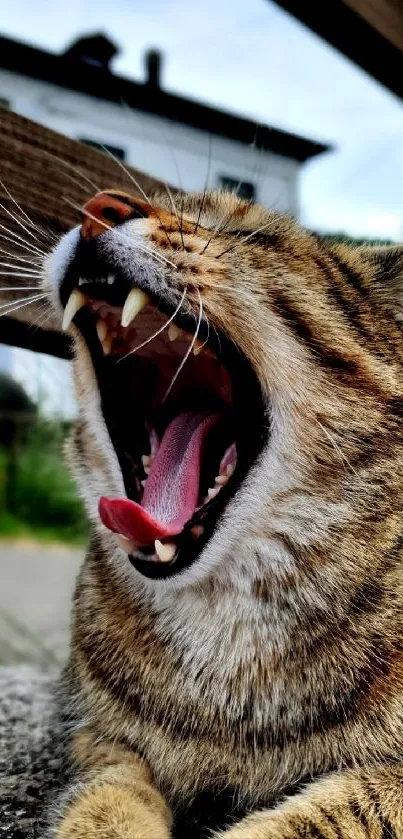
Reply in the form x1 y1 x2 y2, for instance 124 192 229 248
121 288 150 328
154 540 177 563
96 319 108 343
62 289 86 331
168 323 181 341
193 339 205 356
112 533 137 554
102 334 113 355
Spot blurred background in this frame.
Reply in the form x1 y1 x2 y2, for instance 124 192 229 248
0 0 401 667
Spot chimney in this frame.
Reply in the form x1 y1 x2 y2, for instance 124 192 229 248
64 33 119 70
145 49 163 89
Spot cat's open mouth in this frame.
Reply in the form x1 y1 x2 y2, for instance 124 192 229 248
60 265 267 579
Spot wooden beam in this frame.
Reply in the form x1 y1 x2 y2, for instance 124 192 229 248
271 0 403 101
344 0 403 55
0 106 167 358
0 317 72 359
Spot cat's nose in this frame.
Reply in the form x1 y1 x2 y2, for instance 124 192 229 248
81 191 134 239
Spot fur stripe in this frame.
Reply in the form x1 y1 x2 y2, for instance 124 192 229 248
349 800 370 831
270 292 352 371
363 783 396 838
317 807 344 838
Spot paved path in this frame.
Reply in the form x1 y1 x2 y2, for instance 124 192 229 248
0 541 83 668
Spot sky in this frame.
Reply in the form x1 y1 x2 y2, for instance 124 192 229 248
2 0 403 239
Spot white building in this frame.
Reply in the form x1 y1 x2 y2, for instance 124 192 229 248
0 32 328 416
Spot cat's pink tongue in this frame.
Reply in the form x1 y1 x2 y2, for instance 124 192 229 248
99 412 220 547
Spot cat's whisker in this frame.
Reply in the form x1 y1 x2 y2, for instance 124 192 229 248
0 223 47 257
31 302 55 331
0 261 42 273
207 281 253 294
159 133 185 250
200 210 240 255
163 288 203 402
201 180 252 255
216 221 275 259
0 233 46 258
40 149 101 193
120 288 187 361
0 291 46 309
0 200 47 247
0 249 43 266
99 144 174 250
59 173 94 200
0 286 41 291
0 272 42 280
194 135 213 235
205 128 266 239
163 182 185 250
63 197 177 270
0 180 36 226
0 292 47 318
102 146 172 251
0 181 55 243
316 419 358 477
198 308 211 354
0 262 42 273
211 322 222 356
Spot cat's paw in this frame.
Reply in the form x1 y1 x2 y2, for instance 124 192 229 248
54 781 171 839
213 805 367 839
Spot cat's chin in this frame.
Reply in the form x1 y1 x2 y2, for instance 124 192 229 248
58 237 269 579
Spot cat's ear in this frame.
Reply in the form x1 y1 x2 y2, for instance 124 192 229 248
358 245 403 321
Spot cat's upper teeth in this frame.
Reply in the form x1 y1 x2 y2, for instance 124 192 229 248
63 286 210 357
168 323 181 342
78 276 113 286
121 288 150 328
102 334 113 356
193 339 204 356
96 319 108 343
62 289 86 330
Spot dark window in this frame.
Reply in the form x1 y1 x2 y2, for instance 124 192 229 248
219 176 255 201
0 97 10 110
79 139 126 161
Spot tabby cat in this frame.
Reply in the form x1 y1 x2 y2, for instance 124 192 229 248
44 188 403 838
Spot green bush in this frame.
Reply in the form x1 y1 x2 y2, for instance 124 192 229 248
0 418 89 544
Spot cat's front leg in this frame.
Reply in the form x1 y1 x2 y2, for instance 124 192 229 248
213 765 403 838
51 729 172 839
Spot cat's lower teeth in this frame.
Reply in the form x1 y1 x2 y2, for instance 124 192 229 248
154 540 176 563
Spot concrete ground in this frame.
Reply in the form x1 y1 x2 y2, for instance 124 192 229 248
0 541 83 669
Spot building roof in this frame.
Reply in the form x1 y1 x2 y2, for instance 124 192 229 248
0 32 328 163
271 0 403 102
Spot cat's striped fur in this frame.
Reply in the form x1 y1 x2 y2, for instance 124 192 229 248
48 191 403 838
